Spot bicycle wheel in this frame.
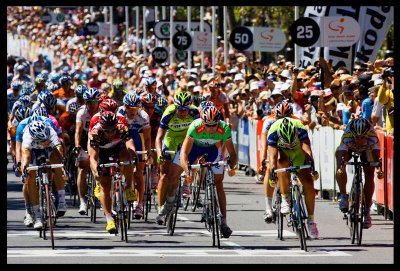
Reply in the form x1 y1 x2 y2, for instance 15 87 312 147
210 183 221 248
272 186 284 240
38 179 46 239
87 171 97 223
118 179 128 242
293 185 307 251
355 182 365 246
45 184 55 249
127 201 132 229
349 179 358 244
144 166 151 221
190 170 202 212
167 182 181 236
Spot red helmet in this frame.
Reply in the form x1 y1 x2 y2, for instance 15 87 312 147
274 101 293 118
99 98 119 113
202 106 220 125
99 111 118 128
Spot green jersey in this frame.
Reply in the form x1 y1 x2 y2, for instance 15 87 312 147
187 118 231 148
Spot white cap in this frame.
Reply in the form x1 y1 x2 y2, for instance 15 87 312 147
229 67 239 74
259 90 270 100
234 73 245 81
250 81 260 91
156 80 163 88
279 69 291 79
280 82 291 91
193 86 202 93
271 88 283 96
187 81 196 87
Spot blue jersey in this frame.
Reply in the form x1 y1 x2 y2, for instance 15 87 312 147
16 116 57 142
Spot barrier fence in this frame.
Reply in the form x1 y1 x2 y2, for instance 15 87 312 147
231 117 394 218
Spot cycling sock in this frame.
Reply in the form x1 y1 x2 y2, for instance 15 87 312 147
57 189 66 204
80 197 86 204
166 195 175 203
32 205 41 216
105 214 113 222
25 203 32 213
265 197 272 211
221 217 227 225
308 215 314 221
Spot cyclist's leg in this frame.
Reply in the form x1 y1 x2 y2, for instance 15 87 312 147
276 150 290 196
361 150 377 210
119 145 135 190
158 159 172 209
335 149 350 194
77 150 90 206
263 147 274 217
50 149 68 215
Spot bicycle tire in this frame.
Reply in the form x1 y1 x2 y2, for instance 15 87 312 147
88 171 97 223
38 178 46 239
45 184 55 249
210 182 221 248
272 186 284 240
356 182 365 246
144 166 151 221
293 185 307 251
190 170 202 212
167 181 181 236
127 201 132 229
117 178 128 242
349 176 358 244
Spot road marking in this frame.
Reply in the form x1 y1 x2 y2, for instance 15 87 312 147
7 248 351 258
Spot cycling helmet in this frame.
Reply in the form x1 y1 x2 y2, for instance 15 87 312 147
39 70 49 80
29 120 50 141
155 96 168 111
201 106 220 125
140 93 157 105
99 98 119 113
75 84 88 99
35 75 46 84
173 92 192 107
10 81 21 91
14 105 31 122
50 73 61 83
41 93 57 108
123 93 141 107
198 100 215 111
349 117 371 137
83 87 101 101
99 111 118 128
31 106 48 117
47 83 59 92
59 75 72 84
18 95 33 107
20 82 35 96
145 77 157 86
274 101 293 118
277 117 298 145
66 101 81 114
112 79 124 90
135 87 145 96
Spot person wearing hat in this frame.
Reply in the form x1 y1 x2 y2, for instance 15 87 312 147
205 78 231 125
376 66 394 135
291 68 310 112
339 85 357 125
13 64 33 86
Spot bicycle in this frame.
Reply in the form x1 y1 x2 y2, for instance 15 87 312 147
135 149 157 222
164 171 186 236
274 163 311 252
64 146 78 207
271 178 284 240
190 160 227 249
99 157 136 242
26 162 64 250
341 153 382 246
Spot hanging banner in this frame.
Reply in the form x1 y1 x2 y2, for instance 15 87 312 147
320 16 360 47
192 31 214 52
253 27 286 52
238 118 249 166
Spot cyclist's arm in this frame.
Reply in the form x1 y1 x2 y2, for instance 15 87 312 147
260 132 268 163
125 137 136 158
300 138 314 162
88 143 100 178
225 138 237 169
74 121 83 148
268 145 278 170
155 127 167 159
52 144 65 162
15 141 22 164
143 126 151 155
180 136 194 175
21 148 31 172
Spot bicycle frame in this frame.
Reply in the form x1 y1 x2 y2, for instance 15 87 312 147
343 153 381 246
274 164 311 251
27 163 64 250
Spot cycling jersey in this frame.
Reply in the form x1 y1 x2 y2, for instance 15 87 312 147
89 119 130 149
160 104 200 151
89 111 128 131
187 118 231 148
59 111 76 136
16 116 59 143
262 114 301 134
21 124 60 150
336 125 379 153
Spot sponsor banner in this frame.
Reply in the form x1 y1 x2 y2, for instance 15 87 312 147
238 118 249 166
354 6 394 63
192 31 214 52
248 120 258 171
318 127 336 190
320 16 360 47
154 21 212 40
385 135 393 212
97 22 118 37
253 27 286 52
373 131 386 204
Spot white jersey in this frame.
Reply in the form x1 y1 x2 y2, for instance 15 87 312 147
117 105 150 134
76 106 94 132
21 124 60 150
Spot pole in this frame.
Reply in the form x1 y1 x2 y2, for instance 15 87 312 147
212 6 216 74
136 6 139 55
294 6 299 67
162 6 166 47
170 6 174 65
125 6 129 43
155 6 158 22
223 6 227 66
200 6 204 70
187 6 191 70
110 6 113 41
104 6 108 24
143 6 147 56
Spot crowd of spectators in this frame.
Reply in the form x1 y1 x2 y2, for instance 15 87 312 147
7 6 394 136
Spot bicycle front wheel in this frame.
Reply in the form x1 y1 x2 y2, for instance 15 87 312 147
190 170 202 212
144 166 151 221
272 186 284 240
45 184 55 249
293 185 307 251
210 184 221 249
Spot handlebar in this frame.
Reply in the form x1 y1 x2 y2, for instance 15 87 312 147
99 160 136 168
189 160 227 169
26 163 64 172
273 164 311 174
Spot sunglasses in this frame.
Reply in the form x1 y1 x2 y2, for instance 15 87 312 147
143 105 155 109
205 123 218 128
103 127 116 133
86 100 99 104
125 105 139 110
354 68 365 71
177 106 189 111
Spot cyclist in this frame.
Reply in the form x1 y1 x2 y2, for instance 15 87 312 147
88 111 136 233
163 106 237 238
204 78 231 125
155 92 199 224
65 84 87 110
108 79 127 106
117 93 151 218
52 75 75 115
259 101 300 223
335 116 383 229
74 87 101 214
267 117 319 239
19 120 66 229
8 105 31 165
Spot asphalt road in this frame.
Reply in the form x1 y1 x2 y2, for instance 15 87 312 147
7 161 394 264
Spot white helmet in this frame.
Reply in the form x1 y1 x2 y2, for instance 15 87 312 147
29 120 50 141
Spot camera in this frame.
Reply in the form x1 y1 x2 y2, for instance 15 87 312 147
382 67 394 78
